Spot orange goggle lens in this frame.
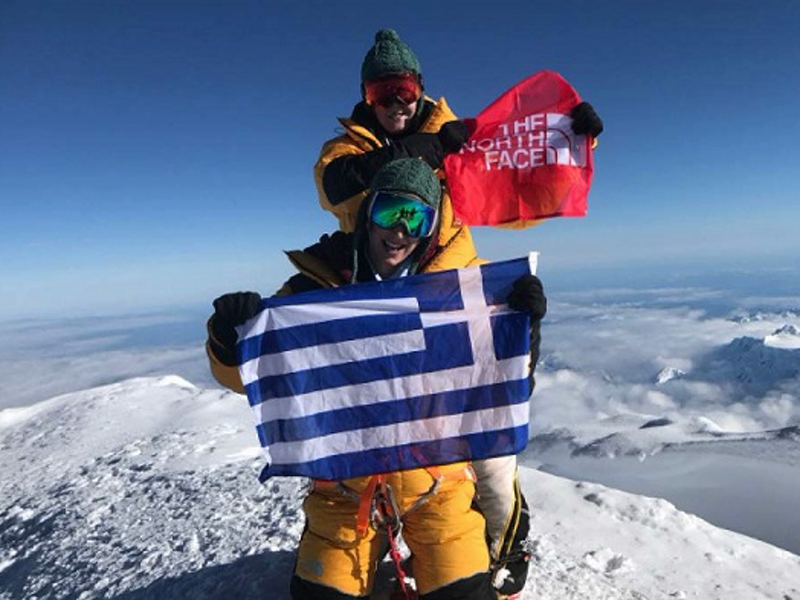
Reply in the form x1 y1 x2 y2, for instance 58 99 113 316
364 74 422 108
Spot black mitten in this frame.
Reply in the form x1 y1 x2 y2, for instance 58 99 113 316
437 120 471 154
507 275 547 321
397 133 445 169
570 101 604 137
209 292 262 366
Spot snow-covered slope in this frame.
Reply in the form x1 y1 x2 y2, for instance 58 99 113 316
0 377 305 599
520 469 799 600
765 324 800 349
2 377 799 599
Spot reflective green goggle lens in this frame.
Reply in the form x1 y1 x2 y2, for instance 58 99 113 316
369 192 437 238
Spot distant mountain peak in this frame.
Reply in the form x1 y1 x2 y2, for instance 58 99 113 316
764 324 800 349
695 336 800 395
656 367 686 384
772 324 799 335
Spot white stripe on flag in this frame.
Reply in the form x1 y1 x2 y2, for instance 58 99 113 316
251 354 528 422
267 401 530 466
237 298 420 341
239 329 426 382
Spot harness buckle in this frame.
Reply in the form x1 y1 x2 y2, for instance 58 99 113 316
371 483 402 533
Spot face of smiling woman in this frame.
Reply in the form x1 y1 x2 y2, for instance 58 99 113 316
373 98 418 135
366 222 422 278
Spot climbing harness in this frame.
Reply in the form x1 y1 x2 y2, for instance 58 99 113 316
315 465 477 600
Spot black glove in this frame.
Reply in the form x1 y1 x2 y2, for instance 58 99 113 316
209 291 262 366
508 275 546 393
437 120 471 154
570 101 604 137
507 275 547 321
398 120 469 171
392 133 445 169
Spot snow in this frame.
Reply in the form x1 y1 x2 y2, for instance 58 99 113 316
655 367 685 384
524 470 799 600
765 324 800 349
2 284 800 599
1 375 799 599
0 376 307 599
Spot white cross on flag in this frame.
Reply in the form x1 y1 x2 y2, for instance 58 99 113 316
236 254 538 481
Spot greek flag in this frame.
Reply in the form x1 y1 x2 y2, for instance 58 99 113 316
237 254 538 481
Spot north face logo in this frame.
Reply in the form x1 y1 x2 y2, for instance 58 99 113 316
460 112 587 171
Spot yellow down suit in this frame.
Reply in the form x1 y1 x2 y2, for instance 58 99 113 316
207 225 494 598
313 97 532 590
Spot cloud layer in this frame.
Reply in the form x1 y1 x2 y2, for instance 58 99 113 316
533 287 800 435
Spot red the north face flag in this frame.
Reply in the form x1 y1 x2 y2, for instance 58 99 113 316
444 71 594 227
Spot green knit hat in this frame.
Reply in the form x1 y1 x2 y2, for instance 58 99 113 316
370 158 441 210
361 29 422 82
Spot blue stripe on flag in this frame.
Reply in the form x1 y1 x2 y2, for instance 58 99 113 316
238 311 422 363
256 379 530 445
480 258 531 306
257 424 530 481
407 269 463 312
245 322 474 405
254 269 465 312
491 312 530 360
246 351 424 406
420 322 474 370
252 256 531 313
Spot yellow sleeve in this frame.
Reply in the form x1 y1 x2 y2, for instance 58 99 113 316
314 140 366 232
205 317 245 394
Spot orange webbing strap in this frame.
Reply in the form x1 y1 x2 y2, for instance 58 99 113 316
315 465 477 537
356 475 383 537
312 476 382 538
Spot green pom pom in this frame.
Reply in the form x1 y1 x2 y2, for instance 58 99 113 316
375 29 400 43
361 28 421 82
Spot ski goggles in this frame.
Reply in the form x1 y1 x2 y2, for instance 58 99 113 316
368 191 437 238
364 73 422 108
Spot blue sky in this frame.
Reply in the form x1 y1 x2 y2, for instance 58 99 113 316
2 1 799 319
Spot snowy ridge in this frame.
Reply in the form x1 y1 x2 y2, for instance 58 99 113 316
765 323 800 349
0 376 305 598
563 416 800 460
2 377 800 599
655 367 685 384
521 469 800 600
700 336 800 390
645 336 800 399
